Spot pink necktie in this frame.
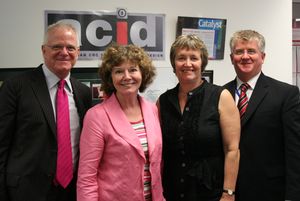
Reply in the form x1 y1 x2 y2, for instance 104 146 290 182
238 83 250 119
55 80 73 188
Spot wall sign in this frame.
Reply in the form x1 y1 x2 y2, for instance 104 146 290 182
45 9 165 60
176 16 227 60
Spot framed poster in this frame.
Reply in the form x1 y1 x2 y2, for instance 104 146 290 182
0 67 102 105
202 70 213 83
176 16 227 60
71 68 102 105
45 10 165 60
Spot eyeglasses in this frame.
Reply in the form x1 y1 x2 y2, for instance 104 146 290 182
45 45 78 53
233 49 258 56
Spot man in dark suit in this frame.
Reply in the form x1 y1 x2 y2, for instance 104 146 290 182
224 29 300 201
0 21 92 201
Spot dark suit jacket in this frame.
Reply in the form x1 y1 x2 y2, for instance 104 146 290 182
0 65 92 201
224 73 300 201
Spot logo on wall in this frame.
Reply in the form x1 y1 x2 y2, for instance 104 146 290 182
45 9 165 60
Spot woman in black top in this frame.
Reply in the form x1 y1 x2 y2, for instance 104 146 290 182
157 35 240 201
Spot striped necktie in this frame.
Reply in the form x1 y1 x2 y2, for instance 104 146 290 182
238 83 250 119
55 80 73 188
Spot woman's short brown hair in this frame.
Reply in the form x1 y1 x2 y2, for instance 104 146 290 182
170 34 208 72
99 44 156 96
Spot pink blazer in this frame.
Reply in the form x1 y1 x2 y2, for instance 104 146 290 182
77 93 165 201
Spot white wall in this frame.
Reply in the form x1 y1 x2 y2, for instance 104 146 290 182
0 0 292 89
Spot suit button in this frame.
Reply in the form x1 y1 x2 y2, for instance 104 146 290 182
47 174 54 179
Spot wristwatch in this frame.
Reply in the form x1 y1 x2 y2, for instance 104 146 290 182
223 189 235 196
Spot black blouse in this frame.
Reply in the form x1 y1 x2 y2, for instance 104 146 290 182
159 80 225 201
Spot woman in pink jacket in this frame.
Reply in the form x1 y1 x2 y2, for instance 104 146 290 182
77 44 165 201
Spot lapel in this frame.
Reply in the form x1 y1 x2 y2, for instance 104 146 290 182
70 77 85 127
104 93 146 159
29 65 56 136
139 96 157 160
242 73 269 126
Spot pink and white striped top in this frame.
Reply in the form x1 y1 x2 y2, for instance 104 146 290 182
131 119 152 201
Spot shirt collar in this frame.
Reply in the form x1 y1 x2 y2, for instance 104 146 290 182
236 71 261 90
42 64 72 93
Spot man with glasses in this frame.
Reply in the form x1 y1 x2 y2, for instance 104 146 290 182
224 29 300 201
0 21 92 201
